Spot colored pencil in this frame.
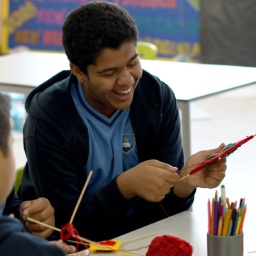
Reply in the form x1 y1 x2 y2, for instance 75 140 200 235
221 209 232 236
208 199 211 234
217 216 223 236
238 205 247 234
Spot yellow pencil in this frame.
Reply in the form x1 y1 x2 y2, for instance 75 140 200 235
235 215 242 235
221 209 232 236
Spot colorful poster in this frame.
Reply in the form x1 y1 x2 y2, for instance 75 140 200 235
8 0 200 60
0 0 9 54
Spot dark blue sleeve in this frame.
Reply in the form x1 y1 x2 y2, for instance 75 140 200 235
0 216 65 256
3 189 21 218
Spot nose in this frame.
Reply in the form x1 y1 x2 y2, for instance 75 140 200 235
116 67 133 86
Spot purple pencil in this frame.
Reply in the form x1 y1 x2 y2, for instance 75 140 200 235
214 200 218 235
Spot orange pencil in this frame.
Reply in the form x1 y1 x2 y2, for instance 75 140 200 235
217 216 223 236
208 199 211 234
226 197 231 209
238 205 247 234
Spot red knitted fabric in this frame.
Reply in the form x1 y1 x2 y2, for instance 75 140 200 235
60 223 88 252
146 235 193 256
60 223 78 241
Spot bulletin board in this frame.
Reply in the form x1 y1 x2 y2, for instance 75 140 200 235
8 0 200 60
0 0 9 54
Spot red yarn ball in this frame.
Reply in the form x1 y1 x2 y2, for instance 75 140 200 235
146 235 193 256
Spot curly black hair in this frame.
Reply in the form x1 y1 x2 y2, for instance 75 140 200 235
62 1 138 74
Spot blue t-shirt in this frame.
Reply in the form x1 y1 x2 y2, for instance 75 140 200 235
72 82 139 194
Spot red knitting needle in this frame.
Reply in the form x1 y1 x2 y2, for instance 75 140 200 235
179 134 255 181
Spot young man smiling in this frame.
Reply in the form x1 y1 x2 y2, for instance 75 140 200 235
20 1 227 241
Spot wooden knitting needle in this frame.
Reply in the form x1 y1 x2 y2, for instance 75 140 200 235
70 170 93 224
178 173 190 181
26 170 100 247
121 233 155 244
27 216 61 232
26 217 106 248
27 217 94 244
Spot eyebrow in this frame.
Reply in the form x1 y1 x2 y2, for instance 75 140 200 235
96 54 139 74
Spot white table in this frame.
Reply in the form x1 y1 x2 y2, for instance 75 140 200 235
91 207 255 255
100 211 206 256
1 52 256 160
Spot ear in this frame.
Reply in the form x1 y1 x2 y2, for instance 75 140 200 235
70 63 87 83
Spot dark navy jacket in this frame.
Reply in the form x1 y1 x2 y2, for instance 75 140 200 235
0 216 65 256
3 189 21 218
19 69 195 241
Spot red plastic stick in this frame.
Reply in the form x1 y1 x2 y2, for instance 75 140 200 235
190 135 254 175
179 134 255 181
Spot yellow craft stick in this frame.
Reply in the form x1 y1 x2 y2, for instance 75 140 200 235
90 240 122 252
221 209 232 236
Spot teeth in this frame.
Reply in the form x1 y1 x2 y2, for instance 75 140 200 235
115 87 132 94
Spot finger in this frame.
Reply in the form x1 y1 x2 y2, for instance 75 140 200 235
206 169 226 181
27 198 49 213
213 157 227 165
22 209 41 222
21 203 40 217
22 199 54 220
215 143 226 152
69 249 90 256
26 221 48 232
50 240 76 254
20 201 32 211
202 143 226 158
164 172 180 184
30 230 52 238
208 175 223 182
58 240 76 254
208 162 227 174
148 160 178 173
79 249 90 256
